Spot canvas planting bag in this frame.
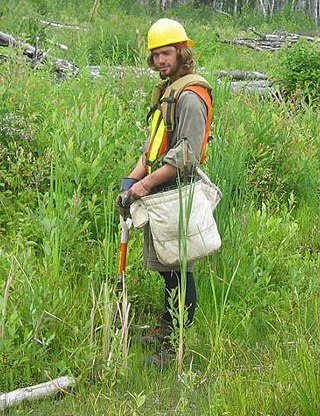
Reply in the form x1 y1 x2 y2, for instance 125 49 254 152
130 169 222 267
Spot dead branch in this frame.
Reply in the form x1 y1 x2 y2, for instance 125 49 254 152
229 39 266 51
0 31 45 60
248 27 267 39
41 20 87 31
0 30 78 79
0 376 76 411
211 8 233 17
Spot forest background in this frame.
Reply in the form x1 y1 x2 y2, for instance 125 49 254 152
0 0 319 415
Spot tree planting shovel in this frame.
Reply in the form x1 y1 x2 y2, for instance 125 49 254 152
116 201 151 335
117 215 132 291
116 177 137 290
114 215 132 368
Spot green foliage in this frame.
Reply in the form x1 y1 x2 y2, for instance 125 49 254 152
0 1 319 414
290 340 320 415
275 39 320 105
206 78 319 209
0 112 52 197
236 5 316 31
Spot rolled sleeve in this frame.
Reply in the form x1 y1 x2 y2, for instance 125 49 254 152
163 91 207 172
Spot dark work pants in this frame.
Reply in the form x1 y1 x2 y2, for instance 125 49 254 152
159 271 197 327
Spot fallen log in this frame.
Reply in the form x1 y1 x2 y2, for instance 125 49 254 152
229 39 266 51
85 66 269 81
0 31 44 60
229 79 273 95
0 29 274 94
0 32 16 47
215 69 268 80
41 20 87 31
0 30 77 78
84 66 274 95
0 376 76 411
265 31 320 43
221 30 320 52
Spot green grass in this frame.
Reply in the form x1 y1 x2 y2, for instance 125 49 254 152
0 1 319 415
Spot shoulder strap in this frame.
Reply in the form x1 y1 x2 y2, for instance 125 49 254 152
147 79 170 123
185 85 213 163
161 74 212 133
151 80 169 105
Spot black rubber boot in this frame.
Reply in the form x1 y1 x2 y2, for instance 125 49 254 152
144 342 176 368
145 336 177 369
136 319 171 348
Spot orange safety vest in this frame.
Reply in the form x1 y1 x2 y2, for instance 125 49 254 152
145 74 213 175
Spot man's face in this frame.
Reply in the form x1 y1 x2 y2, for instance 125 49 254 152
152 45 179 80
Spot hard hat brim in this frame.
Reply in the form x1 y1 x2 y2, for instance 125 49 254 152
148 38 194 51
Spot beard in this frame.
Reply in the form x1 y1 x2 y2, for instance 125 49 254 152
158 63 181 80
159 71 168 80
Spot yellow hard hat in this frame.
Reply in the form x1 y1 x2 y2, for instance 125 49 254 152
147 18 194 51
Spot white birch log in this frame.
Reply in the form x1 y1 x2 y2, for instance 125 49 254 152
41 20 88 30
229 80 272 94
0 376 76 411
216 69 268 80
0 32 37 58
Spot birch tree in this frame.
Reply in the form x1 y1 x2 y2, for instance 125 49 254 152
138 0 320 24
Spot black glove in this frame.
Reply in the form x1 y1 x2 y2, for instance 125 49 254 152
115 177 139 219
120 177 139 191
116 191 131 219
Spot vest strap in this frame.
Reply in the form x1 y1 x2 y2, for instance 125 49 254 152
164 90 176 132
146 75 213 174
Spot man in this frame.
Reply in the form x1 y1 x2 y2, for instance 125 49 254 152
116 18 213 366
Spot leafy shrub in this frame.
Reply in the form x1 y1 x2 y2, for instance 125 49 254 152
275 39 320 105
0 112 52 195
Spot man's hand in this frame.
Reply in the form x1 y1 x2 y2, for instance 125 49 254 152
116 176 139 219
115 190 132 219
129 179 151 199
116 180 149 218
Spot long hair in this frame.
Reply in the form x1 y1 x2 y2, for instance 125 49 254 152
147 46 195 77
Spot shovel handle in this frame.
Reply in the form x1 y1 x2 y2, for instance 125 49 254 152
118 241 128 275
117 217 132 284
